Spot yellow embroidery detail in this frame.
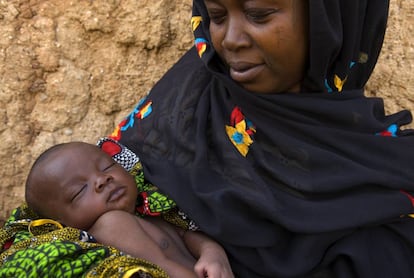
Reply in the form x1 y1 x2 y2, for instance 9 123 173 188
334 74 348 92
191 16 202 31
358 52 368 64
110 125 121 139
226 120 254 157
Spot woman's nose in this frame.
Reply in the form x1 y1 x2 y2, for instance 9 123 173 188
95 173 113 192
222 17 251 51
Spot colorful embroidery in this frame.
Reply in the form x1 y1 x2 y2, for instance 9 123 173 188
109 98 152 141
109 122 123 141
376 124 397 137
225 107 256 157
192 15 207 57
195 38 208 58
324 79 333 93
358 52 368 64
191 16 202 31
325 60 362 93
334 74 348 92
136 100 152 119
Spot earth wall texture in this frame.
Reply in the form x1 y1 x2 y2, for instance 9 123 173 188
0 0 412 224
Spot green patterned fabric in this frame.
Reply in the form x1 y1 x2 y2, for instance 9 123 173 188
0 138 196 277
0 204 168 278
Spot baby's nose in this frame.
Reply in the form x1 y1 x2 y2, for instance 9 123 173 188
95 174 113 191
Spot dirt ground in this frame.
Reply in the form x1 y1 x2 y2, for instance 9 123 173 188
0 0 412 224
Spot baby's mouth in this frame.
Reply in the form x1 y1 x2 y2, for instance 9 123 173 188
107 187 125 202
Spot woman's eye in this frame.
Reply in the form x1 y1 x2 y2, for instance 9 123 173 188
246 9 278 23
208 10 226 24
207 7 278 25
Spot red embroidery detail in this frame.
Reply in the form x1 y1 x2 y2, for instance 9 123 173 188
401 190 414 207
379 131 392 137
230 106 244 125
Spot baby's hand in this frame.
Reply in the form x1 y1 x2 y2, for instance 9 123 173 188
194 242 234 278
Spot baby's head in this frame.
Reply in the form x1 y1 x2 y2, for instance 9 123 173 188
25 142 138 230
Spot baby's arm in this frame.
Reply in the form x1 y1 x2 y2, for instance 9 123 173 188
181 230 234 278
88 210 196 278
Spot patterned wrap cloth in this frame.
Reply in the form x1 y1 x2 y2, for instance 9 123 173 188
0 138 193 278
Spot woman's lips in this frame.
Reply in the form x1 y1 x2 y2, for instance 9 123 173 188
229 62 264 83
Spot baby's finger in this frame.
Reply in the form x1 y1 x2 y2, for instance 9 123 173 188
194 264 207 278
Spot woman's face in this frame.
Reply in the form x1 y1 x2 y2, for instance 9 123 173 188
204 0 308 94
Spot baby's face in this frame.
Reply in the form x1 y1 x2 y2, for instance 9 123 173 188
35 142 138 230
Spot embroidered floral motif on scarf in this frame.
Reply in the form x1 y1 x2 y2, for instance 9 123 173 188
376 124 398 137
109 98 153 141
225 107 256 157
325 60 364 93
192 15 208 57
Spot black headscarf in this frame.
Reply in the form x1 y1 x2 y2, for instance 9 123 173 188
112 0 414 276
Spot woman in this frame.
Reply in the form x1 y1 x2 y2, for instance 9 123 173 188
108 0 414 277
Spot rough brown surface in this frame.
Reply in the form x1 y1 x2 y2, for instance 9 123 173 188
0 0 412 224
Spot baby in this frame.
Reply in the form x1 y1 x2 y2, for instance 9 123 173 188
25 141 233 278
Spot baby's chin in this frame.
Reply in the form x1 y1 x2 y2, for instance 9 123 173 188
66 216 103 231
127 205 136 214
112 203 136 215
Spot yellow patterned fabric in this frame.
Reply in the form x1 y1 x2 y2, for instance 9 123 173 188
0 204 168 278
